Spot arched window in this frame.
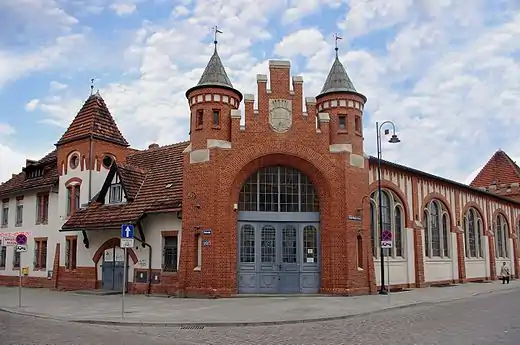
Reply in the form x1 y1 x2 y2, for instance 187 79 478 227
463 208 483 258
494 213 509 258
370 189 405 258
238 166 319 212
424 199 450 258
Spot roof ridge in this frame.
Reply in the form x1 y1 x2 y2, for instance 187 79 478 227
127 140 190 157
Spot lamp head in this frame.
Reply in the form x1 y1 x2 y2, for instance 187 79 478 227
388 134 400 144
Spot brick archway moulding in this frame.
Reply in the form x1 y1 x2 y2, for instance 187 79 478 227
230 153 333 205
491 208 511 235
422 192 455 230
92 237 138 264
461 201 487 231
368 180 411 228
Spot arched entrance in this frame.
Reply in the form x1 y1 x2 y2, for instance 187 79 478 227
237 165 320 294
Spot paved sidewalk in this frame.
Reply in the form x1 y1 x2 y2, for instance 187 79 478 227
0 281 518 327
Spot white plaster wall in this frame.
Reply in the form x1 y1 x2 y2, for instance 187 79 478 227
0 189 60 278
466 260 486 278
140 213 182 270
424 233 458 282
495 239 516 276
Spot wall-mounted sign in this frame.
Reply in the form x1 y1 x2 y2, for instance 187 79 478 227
203 239 211 246
203 229 212 235
348 215 362 221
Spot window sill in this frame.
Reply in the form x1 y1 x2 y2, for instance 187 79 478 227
15 223 22 227
337 129 348 134
1 225 7 228
465 257 485 261
212 125 221 129
65 268 77 272
374 257 407 262
425 257 451 262
193 266 201 271
36 220 49 225
162 271 178 276
0 267 5 271
357 267 364 271
195 126 203 131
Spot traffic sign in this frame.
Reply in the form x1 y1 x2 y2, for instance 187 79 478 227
381 230 392 241
15 244 27 252
381 240 392 248
15 234 27 245
121 224 134 239
120 238 134 248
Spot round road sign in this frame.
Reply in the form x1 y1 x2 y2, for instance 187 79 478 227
15 234 27 245
382 230 392 241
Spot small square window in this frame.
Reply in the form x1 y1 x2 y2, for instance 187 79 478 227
109 184 123 204
196 110 204 127
339 115 347 130
212 110 220 126
355 116 362 132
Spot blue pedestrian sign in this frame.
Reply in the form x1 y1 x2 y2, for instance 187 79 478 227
121 224 134 239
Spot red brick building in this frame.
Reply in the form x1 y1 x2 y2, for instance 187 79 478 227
0 43 519 296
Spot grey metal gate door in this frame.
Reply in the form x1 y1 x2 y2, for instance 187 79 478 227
101 247 127 291
279 224 299 293
237 222 320 294
258 224 279 293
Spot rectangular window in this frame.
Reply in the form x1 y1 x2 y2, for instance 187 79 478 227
74 185 80 211
109 184 123 203
338 115 347 130
196 110 204 127
15 198 23 227
212 109 220 126
13 250 20 270
34 238 47 270
36 193 49 224
66 187 72 216
1 200 8 227
0 246 6 269
65 237 77 270
162 236 178 272
355 116 362 132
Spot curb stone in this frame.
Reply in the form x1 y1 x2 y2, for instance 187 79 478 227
0 285 518 328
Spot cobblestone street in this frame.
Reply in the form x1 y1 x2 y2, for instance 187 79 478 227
2 288 520 345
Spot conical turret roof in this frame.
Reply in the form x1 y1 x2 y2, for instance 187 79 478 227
186 43 242 100
317 49 364 100
56 91 129 147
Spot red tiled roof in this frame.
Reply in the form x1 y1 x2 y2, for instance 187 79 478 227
56 92 129 147
470 150 520 188
0 150 59 199
62 141 189 230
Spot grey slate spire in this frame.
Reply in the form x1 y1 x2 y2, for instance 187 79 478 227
318 46 358 97
186 26 242 100
196 47 234 88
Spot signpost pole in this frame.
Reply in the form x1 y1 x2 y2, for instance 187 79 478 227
18 255 22 308
387 248 391 302
122 247 127 320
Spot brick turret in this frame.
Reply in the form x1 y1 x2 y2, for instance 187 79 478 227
316 46 367 156
185 40 243 151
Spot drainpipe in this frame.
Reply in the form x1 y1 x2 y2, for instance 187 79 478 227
136 219 152 295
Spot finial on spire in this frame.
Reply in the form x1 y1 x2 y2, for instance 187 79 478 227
213 25 223 51
90 78 95 95
333 33 342 57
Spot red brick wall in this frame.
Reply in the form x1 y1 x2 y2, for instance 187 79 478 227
179 62 373 296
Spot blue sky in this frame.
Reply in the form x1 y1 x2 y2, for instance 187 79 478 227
1 0 520 183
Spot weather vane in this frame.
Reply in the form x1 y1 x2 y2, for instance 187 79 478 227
213 25 223 48
90 78 95 95
333 33 342 55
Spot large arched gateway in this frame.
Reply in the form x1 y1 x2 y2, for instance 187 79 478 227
237 165 320 294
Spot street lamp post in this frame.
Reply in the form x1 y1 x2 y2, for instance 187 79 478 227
376 121 401 295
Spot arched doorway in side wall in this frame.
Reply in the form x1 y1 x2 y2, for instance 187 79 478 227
237 165 320 294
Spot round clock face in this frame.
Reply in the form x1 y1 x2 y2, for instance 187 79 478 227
269 106 292 133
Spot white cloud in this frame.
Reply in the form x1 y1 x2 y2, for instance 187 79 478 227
3 0 520 185
49 81 68 91
0 34 85 89
110 3 137 15
25 99 40 112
